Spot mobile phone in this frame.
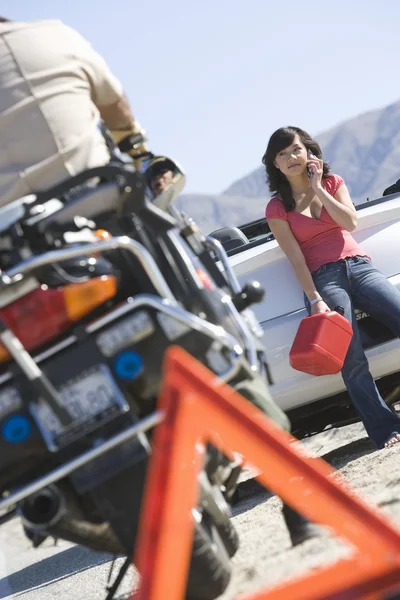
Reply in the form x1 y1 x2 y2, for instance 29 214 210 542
307 150 313 178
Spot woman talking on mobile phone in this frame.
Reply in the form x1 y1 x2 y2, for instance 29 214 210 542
263 126 400 449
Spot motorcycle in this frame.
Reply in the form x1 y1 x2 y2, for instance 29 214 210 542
0 142 268 599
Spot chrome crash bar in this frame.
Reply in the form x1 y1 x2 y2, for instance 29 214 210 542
0 230 256 378
206 235 242 295
221 294 258 372
0 408 231 527
0 411 163 513
0 293 246 389
1 236 176 303
87 293 246 381
206 236 259 371
0 233 259 372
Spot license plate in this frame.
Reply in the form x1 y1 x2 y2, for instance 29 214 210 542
96 311 154 357
30 365 129 452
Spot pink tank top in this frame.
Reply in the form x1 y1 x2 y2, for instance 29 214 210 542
265 174 368 274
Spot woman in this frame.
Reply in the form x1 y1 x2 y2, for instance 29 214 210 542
263 126 400 449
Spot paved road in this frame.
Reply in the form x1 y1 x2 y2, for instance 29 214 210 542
0 523 137 600
1 423 399 599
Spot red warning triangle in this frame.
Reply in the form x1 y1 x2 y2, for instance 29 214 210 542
133 347 400 600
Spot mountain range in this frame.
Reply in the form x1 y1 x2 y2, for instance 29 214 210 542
176 99 400 234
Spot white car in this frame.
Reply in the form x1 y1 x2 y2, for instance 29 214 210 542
211 190 400 438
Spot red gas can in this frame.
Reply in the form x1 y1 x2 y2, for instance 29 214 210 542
289 308 353 376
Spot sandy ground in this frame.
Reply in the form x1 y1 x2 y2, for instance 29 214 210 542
0 421 399 600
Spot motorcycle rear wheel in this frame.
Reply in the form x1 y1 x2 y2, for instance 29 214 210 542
186 518 234 600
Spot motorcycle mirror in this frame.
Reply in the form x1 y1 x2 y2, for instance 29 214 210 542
144 156 186 211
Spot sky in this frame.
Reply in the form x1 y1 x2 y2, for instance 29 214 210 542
3 1 400 194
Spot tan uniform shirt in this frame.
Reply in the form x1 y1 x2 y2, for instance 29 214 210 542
0 19 124 206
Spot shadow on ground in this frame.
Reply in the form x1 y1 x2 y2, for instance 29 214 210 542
320 436 375 468
232 479 273 517
232 435 376 517
0 545 114 598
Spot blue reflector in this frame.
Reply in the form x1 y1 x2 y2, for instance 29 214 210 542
114 351 144 380
2 415 31 443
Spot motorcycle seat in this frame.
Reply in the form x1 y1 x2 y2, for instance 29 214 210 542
0 182 117 234
0 185 115 236
33 182 121 233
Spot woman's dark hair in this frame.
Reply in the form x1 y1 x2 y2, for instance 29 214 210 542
262 126 330 211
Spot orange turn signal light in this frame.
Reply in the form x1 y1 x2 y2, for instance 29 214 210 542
63 275 117 322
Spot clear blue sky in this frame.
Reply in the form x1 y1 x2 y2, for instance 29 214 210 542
2 1 400 194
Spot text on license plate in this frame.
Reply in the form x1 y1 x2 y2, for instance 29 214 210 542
33 365 128 440
96 311 154 357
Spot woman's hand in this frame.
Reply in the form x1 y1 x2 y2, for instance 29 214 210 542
310 299 331 315
307 154 323 192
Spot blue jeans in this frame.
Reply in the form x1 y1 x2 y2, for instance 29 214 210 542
305 256 400 448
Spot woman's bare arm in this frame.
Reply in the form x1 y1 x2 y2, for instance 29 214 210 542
268 218 320 301
308 156 357 231
315 183 357 231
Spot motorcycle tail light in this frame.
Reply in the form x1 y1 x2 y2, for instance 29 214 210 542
0 275 117 363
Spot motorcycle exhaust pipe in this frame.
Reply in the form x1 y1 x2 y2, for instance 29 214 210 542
18 484 64 531
18 484 124 554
